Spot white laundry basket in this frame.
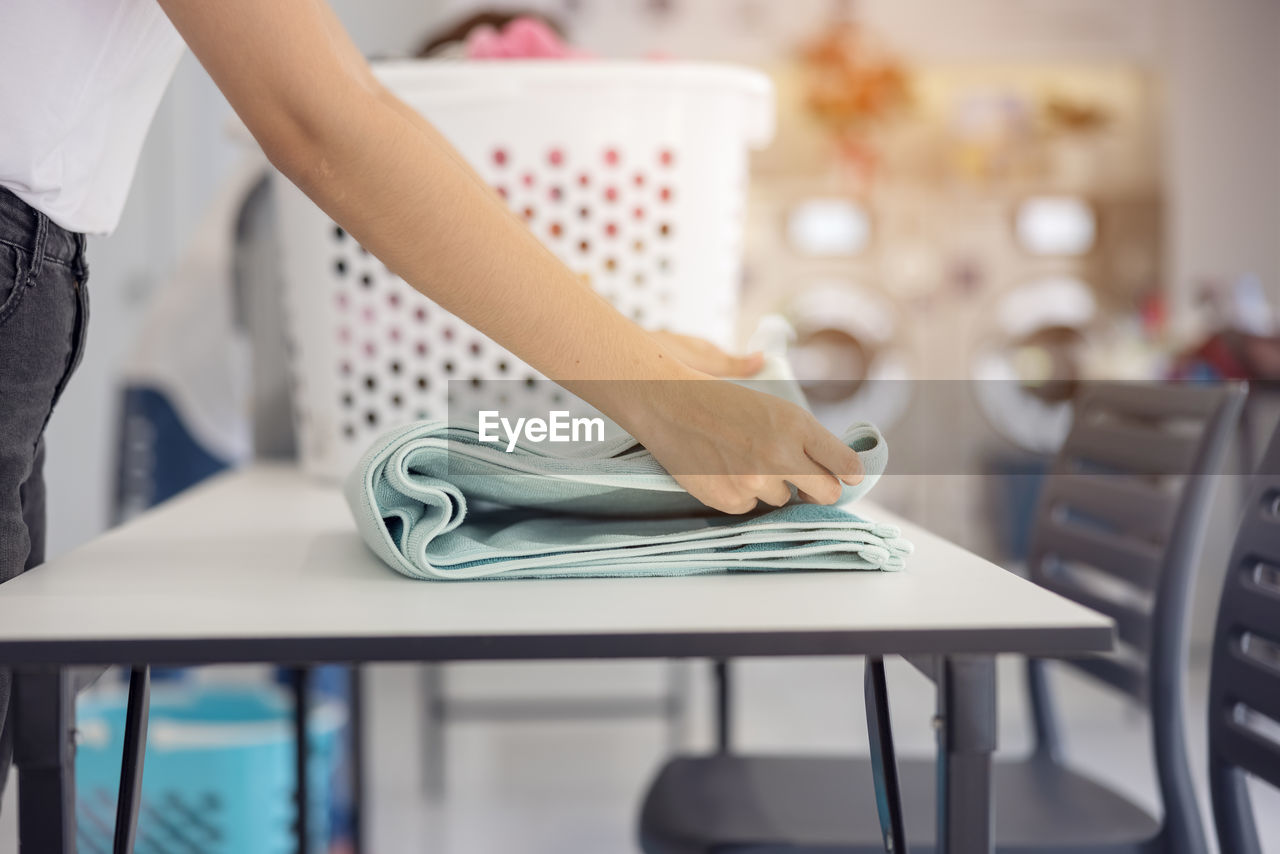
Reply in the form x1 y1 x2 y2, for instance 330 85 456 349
272 61 775 479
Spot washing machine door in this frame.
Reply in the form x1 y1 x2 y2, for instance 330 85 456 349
971 276 1097 453
783 281 914 433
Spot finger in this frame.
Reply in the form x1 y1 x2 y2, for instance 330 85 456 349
719 350 765 378
804 425 864 486
789 471 844 505
680 476 758 515
679 336 762 378
755 477 793 508
781 453 844 504
719 494 759 515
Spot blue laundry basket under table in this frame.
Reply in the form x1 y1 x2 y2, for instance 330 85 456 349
75 682 345 854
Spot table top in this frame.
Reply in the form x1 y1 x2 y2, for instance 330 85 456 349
0 465 1112 666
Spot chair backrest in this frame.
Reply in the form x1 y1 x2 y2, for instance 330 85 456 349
1208 421 1280 854
1024 381 1244 854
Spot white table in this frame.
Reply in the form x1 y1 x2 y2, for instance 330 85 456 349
0 465 1113 853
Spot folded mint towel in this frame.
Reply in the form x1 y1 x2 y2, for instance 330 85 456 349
345 414 912 581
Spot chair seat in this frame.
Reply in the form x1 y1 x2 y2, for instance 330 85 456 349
639 754 1162 854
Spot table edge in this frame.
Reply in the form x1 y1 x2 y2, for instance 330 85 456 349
0 623 1114 667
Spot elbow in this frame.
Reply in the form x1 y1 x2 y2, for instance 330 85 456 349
258 122 332 199
247 76 379 198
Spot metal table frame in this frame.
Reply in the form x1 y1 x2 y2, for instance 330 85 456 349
13 651 995 854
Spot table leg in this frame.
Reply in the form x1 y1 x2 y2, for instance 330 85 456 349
13 668 77 854
113 666 151 854
934 655 997 854
349 665 366 854
290 667 312 854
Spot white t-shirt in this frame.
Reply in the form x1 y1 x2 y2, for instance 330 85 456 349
0 1 185 234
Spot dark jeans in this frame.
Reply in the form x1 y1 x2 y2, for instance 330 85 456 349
0 186 90 799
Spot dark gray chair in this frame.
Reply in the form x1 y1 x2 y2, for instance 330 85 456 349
639 382 1245 854
1208 422 1280 854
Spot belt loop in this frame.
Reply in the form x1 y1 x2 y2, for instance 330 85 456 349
24 208 48 288
73 232 89 283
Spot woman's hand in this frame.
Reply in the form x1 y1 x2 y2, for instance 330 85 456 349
616 373 864 515
647 331 764 378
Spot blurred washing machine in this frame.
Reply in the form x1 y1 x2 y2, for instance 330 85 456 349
750 280 915 435
970 273 1098 455
740 185 918 436
739 180 1117 551
964 194 1114 457
768 192 1105 449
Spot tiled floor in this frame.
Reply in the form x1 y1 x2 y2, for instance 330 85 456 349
3 656 1277 852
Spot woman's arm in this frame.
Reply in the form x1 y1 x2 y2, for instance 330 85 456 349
159 0 668 386
314 3 771 380
155 0 862 512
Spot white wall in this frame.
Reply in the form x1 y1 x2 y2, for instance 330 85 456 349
427 0 1162 63
1164 0 1280 339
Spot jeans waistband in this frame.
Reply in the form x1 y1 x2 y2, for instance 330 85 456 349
0 187 88 281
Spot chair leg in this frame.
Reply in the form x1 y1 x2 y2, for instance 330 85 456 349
1208 757 1262 854
113 666 151 854
289 667 312 854
420 664 446 799
713 659 731 754
664 661 690 753
349 665 366 854
865 657 909 854
1025 659 1063 764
